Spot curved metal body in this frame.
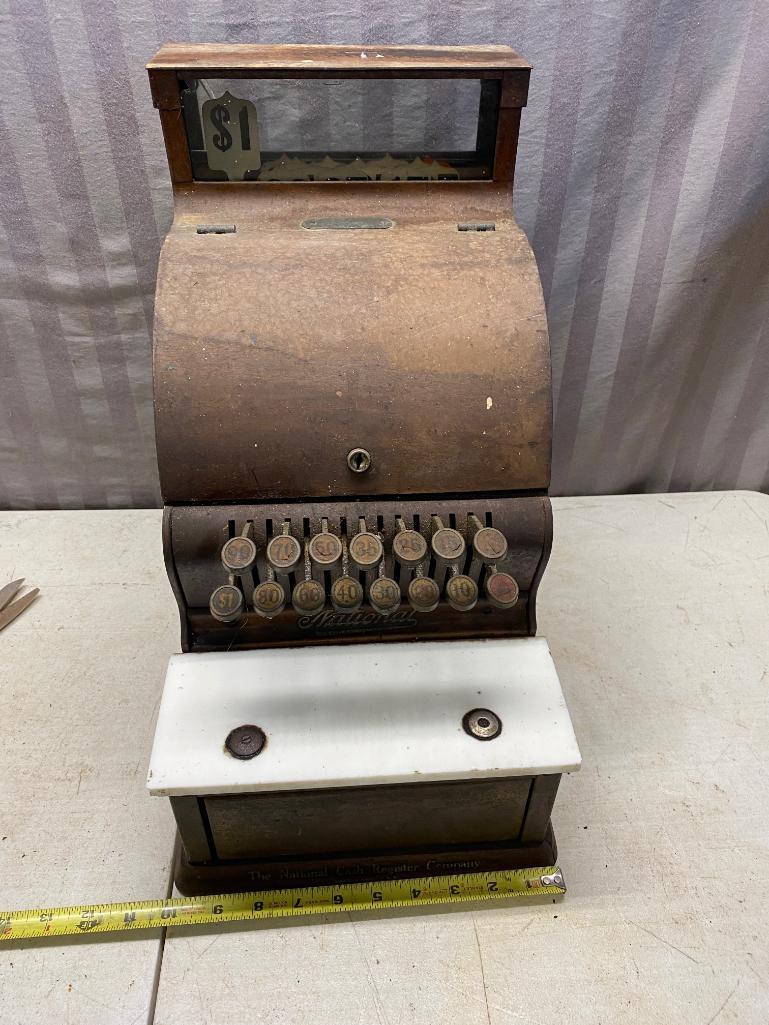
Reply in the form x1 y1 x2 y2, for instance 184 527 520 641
148 44 552 652
154 183 550 502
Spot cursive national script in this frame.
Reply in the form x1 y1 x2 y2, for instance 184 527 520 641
298 608 418 632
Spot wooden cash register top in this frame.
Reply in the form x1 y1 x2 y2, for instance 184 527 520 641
147 43 532 74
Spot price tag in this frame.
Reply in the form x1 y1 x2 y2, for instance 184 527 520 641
202 91 261 181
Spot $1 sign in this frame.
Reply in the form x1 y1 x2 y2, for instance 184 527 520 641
209 104 232 152
201 91 261 180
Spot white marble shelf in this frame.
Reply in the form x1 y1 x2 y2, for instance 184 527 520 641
147 637 581 797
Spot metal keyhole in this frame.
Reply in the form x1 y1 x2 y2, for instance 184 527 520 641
347 448 372 473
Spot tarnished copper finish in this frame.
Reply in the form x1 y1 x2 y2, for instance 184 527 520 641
349 531 384 572
445 574 479 612
392 528 428 568
153 183 550 503
149 44 553 653
209 584 244 623
309 531 343 568
330 575 364 613
292 579 325 616
485 571 520 609
150 43 563 902
408 576 441 613
221 536 257 573
431 526 466 565
266 533 301 573
472 526 508 563
252 580 286 619
368 577 401 615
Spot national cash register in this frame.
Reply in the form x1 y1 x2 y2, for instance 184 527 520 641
145 43 581 895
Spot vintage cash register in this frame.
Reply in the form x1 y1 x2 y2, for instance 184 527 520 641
145 44 581 895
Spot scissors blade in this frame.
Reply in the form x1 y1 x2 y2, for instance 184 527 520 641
0 578 24 612
0 588 39 632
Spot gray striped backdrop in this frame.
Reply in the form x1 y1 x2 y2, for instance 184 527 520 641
1 1 768 508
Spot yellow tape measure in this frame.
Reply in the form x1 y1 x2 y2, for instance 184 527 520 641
0 867 565 940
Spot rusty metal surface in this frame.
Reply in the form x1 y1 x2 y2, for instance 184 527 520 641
151 45 553 653
164 495 551 651
153 181 550 503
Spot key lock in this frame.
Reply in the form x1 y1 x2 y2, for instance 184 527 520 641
210 522 257 623
466 514 520 609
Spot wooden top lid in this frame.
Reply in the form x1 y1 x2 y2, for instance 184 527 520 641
147 43 531 74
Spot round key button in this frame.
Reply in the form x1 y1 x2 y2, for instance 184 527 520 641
348 531 384 571
472 526 508 563
221 535 257 573
431 527 466 563
445 574 478 612
209 584 244 623
330 576 364 613
392 529 428 567
309 531 343 567
485 571 519 609
369 577 401 615
408 576 440 613
267 533 302 573
252 580 286 619
292 579 326 615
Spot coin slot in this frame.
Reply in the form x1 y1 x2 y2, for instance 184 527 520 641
302 217 393 230
196 223 236 234
457 222 495 231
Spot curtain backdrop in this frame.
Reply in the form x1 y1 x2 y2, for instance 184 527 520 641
1 0 768 508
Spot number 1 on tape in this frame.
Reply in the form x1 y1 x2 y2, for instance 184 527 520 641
1 868 566 940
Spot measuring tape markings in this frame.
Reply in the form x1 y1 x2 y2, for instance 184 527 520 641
0 868 565 940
